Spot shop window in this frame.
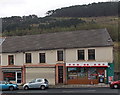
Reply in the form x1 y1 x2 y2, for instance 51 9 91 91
57 50 63 61
88 68 98 79
8 55 14 65
77 68 87 78
68 68 77 79
88 49 95 60
78 50 85 60
25 53 32 63
4 72 16 81
68 67 88 79
39 53 46 63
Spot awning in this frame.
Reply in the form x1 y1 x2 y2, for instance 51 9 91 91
66 62 108 67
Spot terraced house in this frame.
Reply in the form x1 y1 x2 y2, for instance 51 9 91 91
0 29 114 85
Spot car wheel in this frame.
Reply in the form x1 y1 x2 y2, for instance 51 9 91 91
9 86 14 91
113 84 118 89
24 86 29 90
40 85 45 90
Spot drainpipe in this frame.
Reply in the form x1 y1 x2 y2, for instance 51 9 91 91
63 49 67 84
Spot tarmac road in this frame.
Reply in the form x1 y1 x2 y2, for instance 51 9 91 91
1 87 120 95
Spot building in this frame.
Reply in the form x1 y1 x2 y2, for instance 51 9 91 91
0 29 114 85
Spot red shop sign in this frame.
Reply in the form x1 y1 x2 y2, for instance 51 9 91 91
4 73 15 78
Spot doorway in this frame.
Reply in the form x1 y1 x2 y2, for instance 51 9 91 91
58 66 63 83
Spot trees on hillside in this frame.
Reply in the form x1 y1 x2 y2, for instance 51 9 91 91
47 2 118 17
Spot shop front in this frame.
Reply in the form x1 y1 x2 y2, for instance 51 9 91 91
2 66 23 84
66 62 109 84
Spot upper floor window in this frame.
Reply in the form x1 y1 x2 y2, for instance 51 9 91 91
88 49 95 60
57 50 63 61
25 53 32 63
78 50 85 60
39 53 46 63
8 55 14 65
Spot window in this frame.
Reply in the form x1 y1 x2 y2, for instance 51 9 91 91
88 68 97 79
30 79 36 83
57 50 63 61
17 72 22 83
67 67 88 79
88 49 95 60
68 68 77 79
8 55 14 65
39 53 46 63
77 68 87 79
4 72 16 81
78 50 85 60
36 79 42 82
25 53 32 63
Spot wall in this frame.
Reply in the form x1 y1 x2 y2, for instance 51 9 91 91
65 47 113 63
0 46 113 66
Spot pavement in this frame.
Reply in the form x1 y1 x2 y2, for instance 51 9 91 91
19 83 110 89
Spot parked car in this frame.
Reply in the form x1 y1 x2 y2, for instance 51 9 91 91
0 81 18 91
23 78 49 90
110 80 120 89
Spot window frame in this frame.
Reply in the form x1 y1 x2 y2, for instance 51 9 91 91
8 55 14 65
25 53 32 63
57 50 64 61
77 50 85 60
88 49 95 60
39 53 46 63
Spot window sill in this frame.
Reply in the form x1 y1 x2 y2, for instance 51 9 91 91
8 64 14 66
77 60 85 61
87 60 96 61
39 63 47 64
56 61 64 63
25 63 32 64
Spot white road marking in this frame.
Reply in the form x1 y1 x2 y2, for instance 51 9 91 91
17 91 48 93
63 90 96 93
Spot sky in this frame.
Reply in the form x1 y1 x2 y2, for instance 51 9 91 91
0 0 115 18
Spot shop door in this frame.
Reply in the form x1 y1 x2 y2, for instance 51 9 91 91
58 66 63 83
17 72 22 83
97 69 105 83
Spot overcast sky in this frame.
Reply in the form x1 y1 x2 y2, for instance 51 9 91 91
0 0 114 18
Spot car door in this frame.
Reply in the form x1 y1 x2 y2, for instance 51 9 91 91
1 81 9 90
28 79 37 88
36 79 43 88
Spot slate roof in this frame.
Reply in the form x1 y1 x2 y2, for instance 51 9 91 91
0 29 113 53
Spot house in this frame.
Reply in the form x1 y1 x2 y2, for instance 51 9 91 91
0 29 114 85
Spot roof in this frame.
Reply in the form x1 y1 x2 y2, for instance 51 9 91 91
0 29 113 53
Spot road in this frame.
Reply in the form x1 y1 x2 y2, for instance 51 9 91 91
1 87 120 95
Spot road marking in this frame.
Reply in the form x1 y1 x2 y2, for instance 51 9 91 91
17 91 48 93
63 90 96 93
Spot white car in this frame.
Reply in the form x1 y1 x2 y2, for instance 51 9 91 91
23 78 49 90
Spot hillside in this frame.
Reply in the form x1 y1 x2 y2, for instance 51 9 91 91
2 16 119 42
47 2 118 17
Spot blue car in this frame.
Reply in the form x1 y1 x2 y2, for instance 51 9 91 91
0 81 18 91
